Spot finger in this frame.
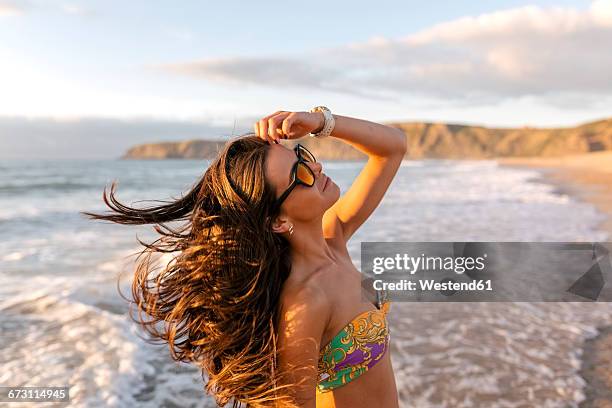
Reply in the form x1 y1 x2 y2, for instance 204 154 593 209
255 122 273 144
253 122 260 138
258 119 272 144
257 110 287 144
268 112 290 142
263 111 286 140
281 114 295 139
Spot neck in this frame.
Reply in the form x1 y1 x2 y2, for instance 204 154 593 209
288 217 338 275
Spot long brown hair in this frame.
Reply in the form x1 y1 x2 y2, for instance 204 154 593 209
83 134 299 407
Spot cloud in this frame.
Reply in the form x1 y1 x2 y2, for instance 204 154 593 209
0 116 238 159
0 0 24 16
157 0 612 107
156 56 398 101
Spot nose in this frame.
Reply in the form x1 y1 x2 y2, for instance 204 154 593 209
309 161 323 175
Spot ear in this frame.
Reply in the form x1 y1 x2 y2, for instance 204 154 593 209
271 216 291 235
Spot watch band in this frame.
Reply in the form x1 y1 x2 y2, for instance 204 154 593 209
309 106 335 138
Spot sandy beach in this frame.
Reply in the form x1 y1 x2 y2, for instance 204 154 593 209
499 151 612 238
498 151 612 408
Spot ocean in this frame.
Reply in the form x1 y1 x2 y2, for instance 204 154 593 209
0 158 610 407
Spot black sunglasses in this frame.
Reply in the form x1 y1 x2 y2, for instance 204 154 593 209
274 144 317 209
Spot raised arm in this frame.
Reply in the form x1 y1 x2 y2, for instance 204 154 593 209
252 109 407 242
276 284 330 408
321 113 407 242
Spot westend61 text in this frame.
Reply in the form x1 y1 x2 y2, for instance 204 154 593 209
373 279 493 291
372 253 487 274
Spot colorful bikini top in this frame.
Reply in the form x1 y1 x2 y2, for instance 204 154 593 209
316 289 391 393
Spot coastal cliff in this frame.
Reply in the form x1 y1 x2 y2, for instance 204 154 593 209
122 117 612 160
121 139 226 159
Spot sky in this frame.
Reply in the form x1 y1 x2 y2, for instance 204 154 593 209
1 0 611 158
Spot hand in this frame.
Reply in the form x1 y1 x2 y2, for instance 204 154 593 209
253 110 324 144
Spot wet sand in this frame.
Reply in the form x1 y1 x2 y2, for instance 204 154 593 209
498 151 612 407
499 151 612 238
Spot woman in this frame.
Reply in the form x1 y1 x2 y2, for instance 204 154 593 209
85 107 406 408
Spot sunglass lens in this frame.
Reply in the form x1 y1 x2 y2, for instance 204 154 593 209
296 162 315 185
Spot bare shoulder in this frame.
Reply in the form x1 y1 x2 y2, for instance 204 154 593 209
279 271 332 325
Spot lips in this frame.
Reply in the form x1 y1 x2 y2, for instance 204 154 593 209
322 175 329 190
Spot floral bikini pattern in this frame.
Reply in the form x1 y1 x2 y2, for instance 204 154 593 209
316 289 391 392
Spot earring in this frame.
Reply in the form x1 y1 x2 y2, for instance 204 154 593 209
288 224 294 236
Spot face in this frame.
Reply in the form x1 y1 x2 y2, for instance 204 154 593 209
264 143 339 222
